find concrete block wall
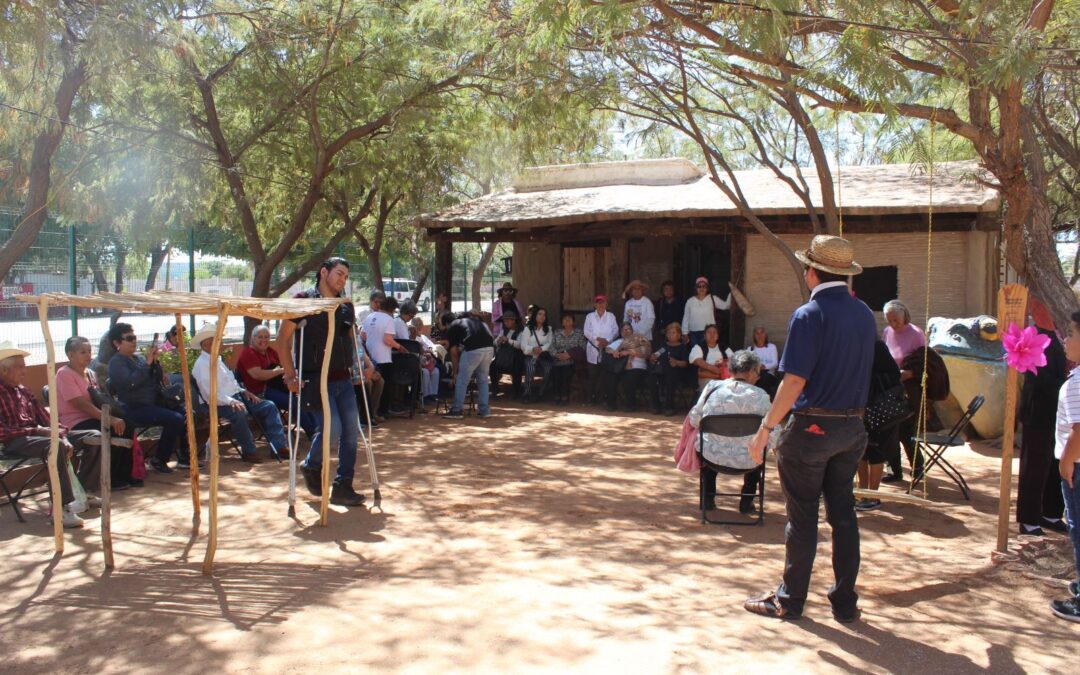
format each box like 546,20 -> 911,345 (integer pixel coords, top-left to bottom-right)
744,231 -> 994,352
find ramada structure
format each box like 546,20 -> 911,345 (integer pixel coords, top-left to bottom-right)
417,158 -> 1002,348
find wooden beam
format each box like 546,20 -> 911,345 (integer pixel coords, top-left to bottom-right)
434,238 -> 453,305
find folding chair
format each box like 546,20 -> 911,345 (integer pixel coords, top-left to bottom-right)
909,394 -> 984,500
393,338 -> 423,418
0,455 -> 49,522
698,412 -> 766,526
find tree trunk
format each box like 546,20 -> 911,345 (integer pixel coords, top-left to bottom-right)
145,242 -> 171,291
412,263 -> 431,307
0,44 -> 86,283
470,243 -> 497,311
113,240 -> 127,293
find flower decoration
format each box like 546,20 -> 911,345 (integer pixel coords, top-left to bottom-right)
1001,322 -> 1051,375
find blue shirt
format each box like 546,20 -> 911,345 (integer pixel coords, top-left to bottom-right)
779,284 -> 876,410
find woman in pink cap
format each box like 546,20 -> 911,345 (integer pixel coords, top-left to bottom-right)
682,276 -> 730,349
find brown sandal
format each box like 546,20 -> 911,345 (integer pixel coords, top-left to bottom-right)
744,593 -> 801,620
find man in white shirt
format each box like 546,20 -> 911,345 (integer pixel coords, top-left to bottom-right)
363,296 -> 409,418
191,323 -> 287,463
583,294 -> 619,404
623,280 -> 655,337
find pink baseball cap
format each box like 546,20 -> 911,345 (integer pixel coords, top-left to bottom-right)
594,294 -> 608,303
695,276 -> 709,286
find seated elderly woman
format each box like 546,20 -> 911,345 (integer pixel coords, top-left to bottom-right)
237,324 -> 317,437
604,322 -> 652,411
57,336 -> 139,490
687,350 -> 778,513
409,316 -> 442,406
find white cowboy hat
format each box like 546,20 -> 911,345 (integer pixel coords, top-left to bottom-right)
794,235 -> 863,276
192,323 -> 220,348
0,341 -> 31,362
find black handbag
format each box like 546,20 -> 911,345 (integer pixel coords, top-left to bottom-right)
601,350 -> 628,374
494,343 -> 519,371
157,383 -> 185,411
864,384 -> 912,433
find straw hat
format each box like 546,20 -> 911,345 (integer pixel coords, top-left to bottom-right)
794,235 -> 863,276
192,323 -> 219,348
623,279 -> 649,296
0,341 -> 30,362
498,281 -> 518,294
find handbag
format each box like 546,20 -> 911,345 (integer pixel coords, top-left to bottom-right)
87,371 -> 126,417
131,436 -> 147,480
157,382 -> 185,411
494,342 -> 519,371
864,384 -> 912,433
601,350 -> 629,374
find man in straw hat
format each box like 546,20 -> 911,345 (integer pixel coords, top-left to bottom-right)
743,235 -> 876,624
491,282 -> 524,337
191,323 -> 288,464
0,341 -> 98,528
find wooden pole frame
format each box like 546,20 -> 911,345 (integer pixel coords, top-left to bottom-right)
319,307 -> 335,526
202,307 -> 230,575
174,313 -> 200,518
100,404 -> 115,569
995,283 -> 1029,553
37,298 -> 64,552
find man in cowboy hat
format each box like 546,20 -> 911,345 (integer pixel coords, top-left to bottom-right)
623,280 -> 655,337
191,323 -> 288,464
491,281 -> 524,337
0,341 -> 98,528
743,235 -> 876,624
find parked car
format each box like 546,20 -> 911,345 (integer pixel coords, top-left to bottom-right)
383,278 -> 431,311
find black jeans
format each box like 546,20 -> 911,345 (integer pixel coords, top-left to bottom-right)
1017,422 -> 1065,524
775,414 -> 867,616
550,364 -> 575,400
71,418 -> 133,487
376,362 -> 395,416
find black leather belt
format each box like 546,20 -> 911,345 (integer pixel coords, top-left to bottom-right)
793,407 -> 865,417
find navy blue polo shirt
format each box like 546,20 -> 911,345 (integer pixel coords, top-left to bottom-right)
779,283 -> 876,410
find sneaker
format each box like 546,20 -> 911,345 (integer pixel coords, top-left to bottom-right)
1040,517 -> 1069,533
739,495 -> 756,514
176,460 -> 191,470
129,479 -> 145,488
443,410 -> 464,420
478,411 -> 492,419
1050,597 -> 1080,623
240,454 -> 263,464
833,606 -> 861,624
301,465 -> 322,497
855,498 -> 881,511
85,495 -> 102,508
149,457 -> 173,474
1019,523 -> 1045,536
62,509 -> 85,529
881,472 -> 903,483
330,483 -> 365,507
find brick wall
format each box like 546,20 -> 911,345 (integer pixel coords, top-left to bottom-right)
744,231 -> 994,351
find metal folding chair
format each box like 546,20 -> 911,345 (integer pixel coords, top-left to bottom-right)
698,412 -> 766,526
0,455 -> 49,522
909,394 -> 985,500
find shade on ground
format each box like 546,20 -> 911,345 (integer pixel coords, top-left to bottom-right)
0,402 -> 1074,673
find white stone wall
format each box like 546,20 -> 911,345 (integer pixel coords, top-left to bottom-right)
743,231 -> 995,351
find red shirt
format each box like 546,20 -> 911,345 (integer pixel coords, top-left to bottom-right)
0,381 -> 52,443
235,346 -> 282,395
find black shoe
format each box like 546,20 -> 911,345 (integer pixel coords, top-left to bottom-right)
129,479 -> 145,488
301,465 -> 322,497
739,495 -> 756,514
1041,517 -> 1069,533
855,498 -> 882,512
330,483 -> 365,507
1069,580 -> 1078,597
149,457 -> 173,474
833,606 -> 860,624
881,472 -> 903,483
443,410 -> 464,420
1050,597 -> 1080,623
1019,523 -> 1045,536
744,593 -> 800,620
241,454 -> 263,464
702,497 -> 716,511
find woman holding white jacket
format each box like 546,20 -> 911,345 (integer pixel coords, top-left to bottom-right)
518,306 -> 554,402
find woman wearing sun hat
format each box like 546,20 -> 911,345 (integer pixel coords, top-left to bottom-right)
623,280 -> 655,337
682,276 -> 731,349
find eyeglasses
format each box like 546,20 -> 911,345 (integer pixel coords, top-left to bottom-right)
121,335 -> 137,342
696,284 -> 708,288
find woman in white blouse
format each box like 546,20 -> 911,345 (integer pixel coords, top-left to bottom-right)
682,276 -> 731,348
689,324 -> 731,388
750,326 -> 779,373
518,306 -> 554,402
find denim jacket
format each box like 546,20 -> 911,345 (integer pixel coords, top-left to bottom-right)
108,353 -> 159,406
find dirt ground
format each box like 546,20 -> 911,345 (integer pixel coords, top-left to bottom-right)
1,402 -> 1076,674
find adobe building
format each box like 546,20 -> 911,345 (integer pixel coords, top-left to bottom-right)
417,158 -> 1000,349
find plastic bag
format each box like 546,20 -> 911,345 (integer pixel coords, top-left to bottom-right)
67,458 -> 90,513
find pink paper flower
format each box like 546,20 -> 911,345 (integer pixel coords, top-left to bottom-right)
1002,322 -> 1051,375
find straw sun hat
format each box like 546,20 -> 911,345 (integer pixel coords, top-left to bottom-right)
0,341 -> 31,362
794,235 -> 863,276
192,323 -> 220,347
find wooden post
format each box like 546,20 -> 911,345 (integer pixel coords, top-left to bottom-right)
995,283 -> 1028,553
37,298 -> 64,552
202,306 -> 230,575
728,231 -> 748,349
100,404 -> 114,569
606,237 -> 629,320
318,307 -> 336,526
435,238 -> 453,306
174,313 -> 200,518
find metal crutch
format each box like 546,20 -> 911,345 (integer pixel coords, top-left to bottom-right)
352,328 -> 382,508
287,319 -> 307,518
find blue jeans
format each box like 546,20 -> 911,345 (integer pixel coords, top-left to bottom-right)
210,394 -> 288,457
1062,466 -> 1080,594
452,347 -> 493,415
263,387 -> 318,438
124,402 -> 189,463
303,377 -> 359,485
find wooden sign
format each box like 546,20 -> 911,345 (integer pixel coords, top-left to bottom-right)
995,283 -> 1029,553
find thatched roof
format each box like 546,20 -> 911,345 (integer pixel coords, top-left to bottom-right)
417,158 -> 999,230
15,290 -> 348,319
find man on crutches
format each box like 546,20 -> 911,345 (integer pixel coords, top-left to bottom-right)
274,257 -> 365,507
